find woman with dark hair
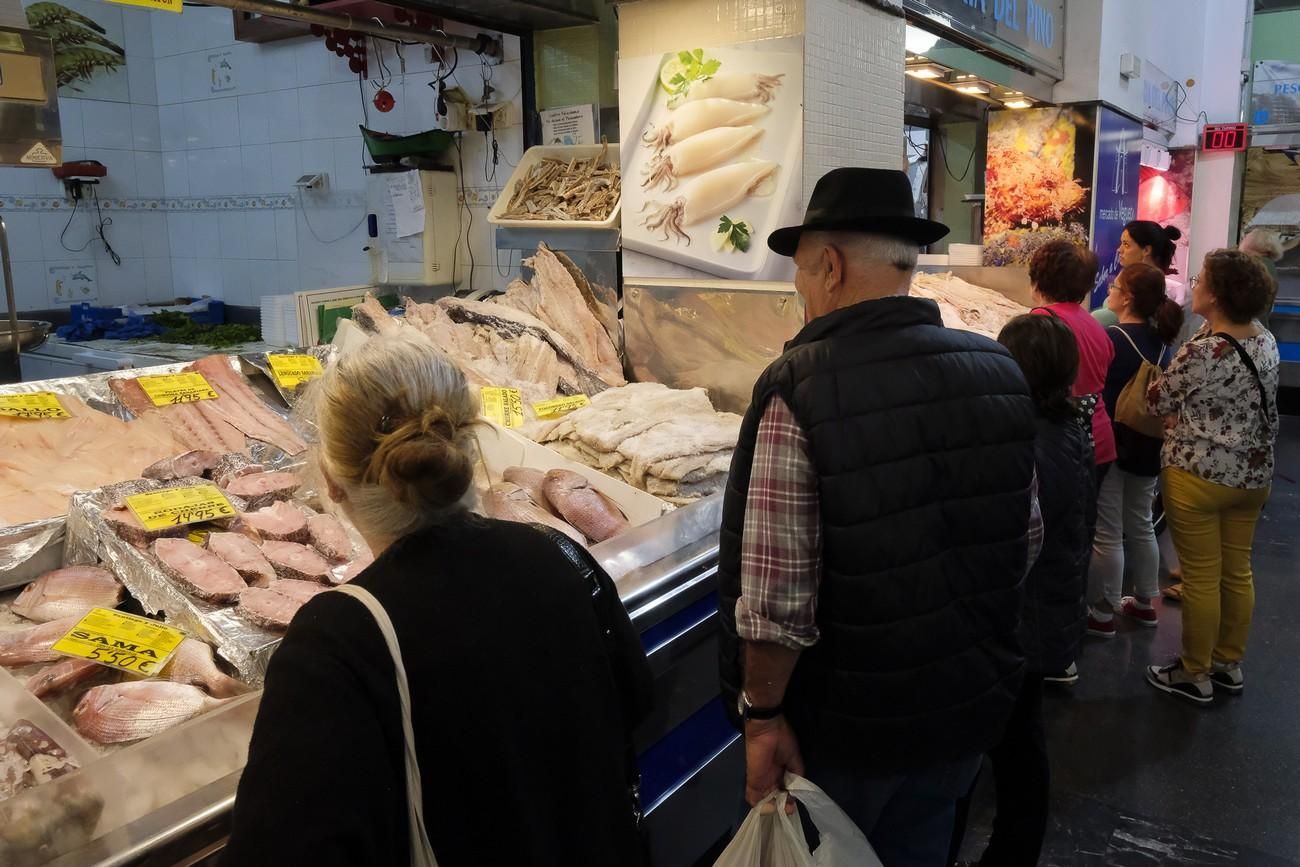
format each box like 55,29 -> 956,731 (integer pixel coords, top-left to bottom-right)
1145,250 -> 1279,705
1094,221 -> 1184,327
951,313 -> 1091,866
1087,263 -> 1185,638
1030,240 -> 1116,479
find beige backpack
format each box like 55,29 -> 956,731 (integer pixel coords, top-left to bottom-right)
1110,326 -> 1167,440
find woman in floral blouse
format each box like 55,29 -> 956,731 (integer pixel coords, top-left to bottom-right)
1145,249 -> 1280,705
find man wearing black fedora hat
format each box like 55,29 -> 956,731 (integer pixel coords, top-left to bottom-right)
717,167 -> 1040,864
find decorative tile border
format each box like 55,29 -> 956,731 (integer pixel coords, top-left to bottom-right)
0,192 -> 368,212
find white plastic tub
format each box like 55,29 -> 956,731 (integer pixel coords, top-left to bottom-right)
487,144 -> 622,230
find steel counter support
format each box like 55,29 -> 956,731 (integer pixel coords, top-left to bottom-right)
1,216 -> 21,378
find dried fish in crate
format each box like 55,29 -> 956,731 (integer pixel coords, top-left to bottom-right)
499,143 -> 621,222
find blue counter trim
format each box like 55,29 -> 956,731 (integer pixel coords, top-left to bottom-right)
639,595 -> 717,655
639,698 -> 740,814
1280,342 -> 1300,362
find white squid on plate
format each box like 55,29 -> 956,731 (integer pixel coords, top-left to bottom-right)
641,125 -> 765,191
641,160 -> 778,245
671,73 -> 785,108
642,98 -> 770,152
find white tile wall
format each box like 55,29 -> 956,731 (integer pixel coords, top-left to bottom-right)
3,0 -> 522,311
803,0 -> 905,198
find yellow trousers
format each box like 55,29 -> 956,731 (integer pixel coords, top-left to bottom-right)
1162,467 -> 1270,674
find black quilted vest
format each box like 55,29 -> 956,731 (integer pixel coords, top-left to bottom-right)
718,296 -> 1037,775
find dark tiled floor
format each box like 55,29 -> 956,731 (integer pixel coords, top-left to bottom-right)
960,418 -> 1300,865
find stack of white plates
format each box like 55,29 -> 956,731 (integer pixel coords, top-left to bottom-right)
260,294 -> 298,347
948,244 -> 984,266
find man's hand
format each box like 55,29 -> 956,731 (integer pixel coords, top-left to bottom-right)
744,715 -> 804,812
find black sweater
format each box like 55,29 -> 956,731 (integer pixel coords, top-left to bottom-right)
223,515 -> 652,867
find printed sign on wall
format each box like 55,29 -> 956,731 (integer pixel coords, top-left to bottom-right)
1089,106 -> 1142,308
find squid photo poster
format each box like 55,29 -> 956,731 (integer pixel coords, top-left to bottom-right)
618,39 -> 804,281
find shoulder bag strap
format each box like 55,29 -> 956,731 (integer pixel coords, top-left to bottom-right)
335,584 -> 439,867
1213,332 -> 1273,429
1107,325 -> 1153,365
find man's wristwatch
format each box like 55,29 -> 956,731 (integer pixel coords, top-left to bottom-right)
737,689 -> 783,721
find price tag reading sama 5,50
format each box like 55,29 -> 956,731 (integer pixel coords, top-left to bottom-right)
532,394 -> 590,420
136,372 -> 218,406
52,608 -> 186,676
267,353 -> 324,389
0,392 -> 71,420
480,387 -> 525,428
125,484 -> 236,530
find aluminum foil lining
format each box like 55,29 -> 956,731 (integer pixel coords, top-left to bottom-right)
64,480 -> 283,686
238,345 -> 337,408
0,357 -> 309,590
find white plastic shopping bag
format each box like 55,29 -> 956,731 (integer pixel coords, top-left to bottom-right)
713,773 -> 882,867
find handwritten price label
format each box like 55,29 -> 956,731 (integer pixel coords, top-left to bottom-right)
0,392 -> 70,420
52,608 -> 186,676
267,353 -> 323,389
531,394 -> 590,420
136,372 -> 218,407
125,484 -> 236,530
480,387 -> 524,428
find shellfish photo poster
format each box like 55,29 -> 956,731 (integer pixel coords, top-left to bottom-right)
619,41 -> 804,281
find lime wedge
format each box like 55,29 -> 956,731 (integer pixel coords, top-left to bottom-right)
659,56 -> 688,93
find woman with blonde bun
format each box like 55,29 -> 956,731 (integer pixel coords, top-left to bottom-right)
226,331 -> 653,866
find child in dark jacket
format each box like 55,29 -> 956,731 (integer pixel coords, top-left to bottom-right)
951,313 -> 1093,867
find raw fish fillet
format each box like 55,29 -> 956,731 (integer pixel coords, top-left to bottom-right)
242,501 -> 310,543
482,482 -> 586,545
237,581 -> 329,630
212,453 -> 265,488
261,540 -> 332,582
153,538 -> 247,603
26,658 -> 107,699
541,469 -> 630,543
0,394 -> 189,526
306,513 -> 352,563
189,356 -> 306,455
108,376 -> 246,455
0,616 -> 81,667
73,681 -> 229,744
12,566 -> 122,623
142,450 -> 222,481
909,272 -> 1030,339
223,471 -> 302,509
206,532 -> 275,586
502,467 -> 555,516
159,638 -> 248,698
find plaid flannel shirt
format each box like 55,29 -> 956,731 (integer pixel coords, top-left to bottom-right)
736,396 -> 1044,651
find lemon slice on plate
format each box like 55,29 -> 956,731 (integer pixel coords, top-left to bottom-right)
659,56 -> 688,94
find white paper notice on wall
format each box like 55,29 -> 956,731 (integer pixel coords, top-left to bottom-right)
387,172 -> 425,238
48,263 -> 98,305
540,105 -> 597,145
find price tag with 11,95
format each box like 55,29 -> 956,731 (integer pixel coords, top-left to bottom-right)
267,353 -> 324,389
136,372 -> 218,406
0,391 -> 70,419
125,484 -> 236,530
480,387 -> 525,428
51,608 -> 186,676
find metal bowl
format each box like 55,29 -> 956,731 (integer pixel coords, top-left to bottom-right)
0,320 -> 52,353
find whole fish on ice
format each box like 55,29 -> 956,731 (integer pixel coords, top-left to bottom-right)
25,657 -> 108,699
483,482 -> 586,545
11,566 -> 122,623
0,616 -> 83,667
159,638 -> 248,698
542,469 -> 630,543
73,681 -> 231,744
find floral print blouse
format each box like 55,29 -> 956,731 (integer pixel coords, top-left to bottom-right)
1147,325 -> 1280,490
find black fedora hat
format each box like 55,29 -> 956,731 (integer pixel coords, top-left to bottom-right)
767,167 -> 949,256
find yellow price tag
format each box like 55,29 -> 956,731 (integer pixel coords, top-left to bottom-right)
106,0 -> 182,13
480,387 -> 524,428
267,353 -> 324,389
126,484 -> 236,531
52,608 -> 186,676
136,372 -> 218,407
531,394 -> 591,420
0,391 -> 70,420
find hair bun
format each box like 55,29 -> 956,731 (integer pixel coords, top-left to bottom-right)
1163,225 -> 1182,242
366,406 -> 473,513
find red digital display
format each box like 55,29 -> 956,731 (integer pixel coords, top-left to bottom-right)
1201,123 -> 1249,152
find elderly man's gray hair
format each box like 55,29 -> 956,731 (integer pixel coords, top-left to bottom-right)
807,231 -> 920,271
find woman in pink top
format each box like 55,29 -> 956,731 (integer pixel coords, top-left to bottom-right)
1028,241 -> 1117,469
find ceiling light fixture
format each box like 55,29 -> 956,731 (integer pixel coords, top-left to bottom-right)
955,81 -> 991,95
905,62 -> 949,80
1002,98 -> 1033,109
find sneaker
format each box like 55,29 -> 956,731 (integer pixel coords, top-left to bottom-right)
1042,662 -> 1079,685
1146,660 -> 1213,705
1210,662 -> 1245,695
1120,597 -> 1159,627
1087,610 -> 1116,638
